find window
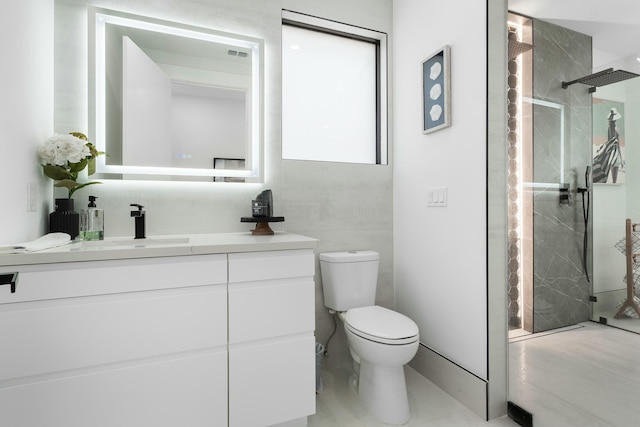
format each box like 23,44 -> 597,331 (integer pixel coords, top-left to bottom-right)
281,11 -> 388,165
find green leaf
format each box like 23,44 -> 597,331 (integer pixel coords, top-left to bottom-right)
42,164 -> 72,180
69,158 -> 88,173
68,181 -> 102,198
87,157 -> 96,176
54,179 -> 80,191
70,131 -> 88,141
86,142 -> 98,158
54,179 -> 79,198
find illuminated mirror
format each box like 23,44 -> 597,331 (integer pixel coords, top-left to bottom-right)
89,7 -> 263,181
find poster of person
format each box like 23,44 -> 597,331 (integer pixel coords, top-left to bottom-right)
593,98 -> 625,184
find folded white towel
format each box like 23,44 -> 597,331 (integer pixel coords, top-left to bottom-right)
0,233 -> 71,254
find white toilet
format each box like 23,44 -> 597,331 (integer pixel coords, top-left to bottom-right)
319,250 -> 419,425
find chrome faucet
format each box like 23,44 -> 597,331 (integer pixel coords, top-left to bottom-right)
130,204 -> 146,239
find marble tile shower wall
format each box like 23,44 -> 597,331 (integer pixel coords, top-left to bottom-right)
531,19 -> 593,332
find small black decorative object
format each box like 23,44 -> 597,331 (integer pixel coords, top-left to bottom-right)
242,189 -> 284,235
49,198 -> 80,239
252,189 -> 273,217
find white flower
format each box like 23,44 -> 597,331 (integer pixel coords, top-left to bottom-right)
430,62 -> 442,80
38,133 -> 90,166
38,131 -> 104,198
429,104 -> 443,121
430,83 -> 442,100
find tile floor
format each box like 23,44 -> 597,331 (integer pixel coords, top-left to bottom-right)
310,321 -> 640,426
309,363 -> 517,426
509,321 -> 640,427
594,307 -> 640,334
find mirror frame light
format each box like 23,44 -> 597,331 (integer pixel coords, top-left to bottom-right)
89,7 -> 263,180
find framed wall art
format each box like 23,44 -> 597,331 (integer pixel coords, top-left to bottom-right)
422,45 -> 451,134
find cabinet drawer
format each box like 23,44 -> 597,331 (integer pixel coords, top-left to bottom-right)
0,285 -> 226,382
0,254 -> 227,303
228,250 -> 314,283
229,336 -> 315,427
0,351 -> 228,427
229,278 -> 314,344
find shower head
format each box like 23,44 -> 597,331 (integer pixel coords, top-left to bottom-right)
562,68 -> 640,92
508,38 -> 533,60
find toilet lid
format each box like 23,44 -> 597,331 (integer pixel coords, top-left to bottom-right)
319,251 -> 379,263
345,306 -> 419,344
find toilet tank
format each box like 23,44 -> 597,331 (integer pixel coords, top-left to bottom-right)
319,251 -> 379,311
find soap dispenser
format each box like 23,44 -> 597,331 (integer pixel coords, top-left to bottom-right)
80,195 -> 104,241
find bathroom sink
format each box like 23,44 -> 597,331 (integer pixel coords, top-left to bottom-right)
80,237 -> 190,247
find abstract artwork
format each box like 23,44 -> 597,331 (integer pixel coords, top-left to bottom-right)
593,98 -> 625,184
422,45 -> 451,134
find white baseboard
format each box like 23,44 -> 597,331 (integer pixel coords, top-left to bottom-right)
409,343 -> 487,420
270,416 -> 307,427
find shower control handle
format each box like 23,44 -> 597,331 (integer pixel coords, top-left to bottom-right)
585,165 -> 591,189
559,183 -> 571,205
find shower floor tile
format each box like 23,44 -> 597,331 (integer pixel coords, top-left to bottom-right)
509,321 -> 640,426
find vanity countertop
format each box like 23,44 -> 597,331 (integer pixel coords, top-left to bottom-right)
0,232 -> 317,267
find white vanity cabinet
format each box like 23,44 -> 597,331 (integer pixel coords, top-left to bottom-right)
0,255 -> 229,427
228,249 -> 316,427
0,238 -> 317,427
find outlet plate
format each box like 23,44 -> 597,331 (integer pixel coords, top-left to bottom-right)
27,183 -> 37,212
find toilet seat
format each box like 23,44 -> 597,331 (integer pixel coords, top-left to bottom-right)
345,306 -> 419,345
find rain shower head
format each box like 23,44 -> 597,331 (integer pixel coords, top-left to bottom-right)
562,68 -> 640,92
508,38 -> 533,60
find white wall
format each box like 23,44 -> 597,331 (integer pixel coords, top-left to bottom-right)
393,2 -> 508,418
393,0 -> 489,379
0,0 -> 54,244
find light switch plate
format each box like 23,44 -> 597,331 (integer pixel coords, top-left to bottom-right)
27,183 -> 37,212
427,187 -> 447,207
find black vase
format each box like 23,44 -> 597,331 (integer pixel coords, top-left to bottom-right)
49,198 -> 80,239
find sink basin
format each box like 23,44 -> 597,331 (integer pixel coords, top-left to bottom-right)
80,237 -> 190,247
